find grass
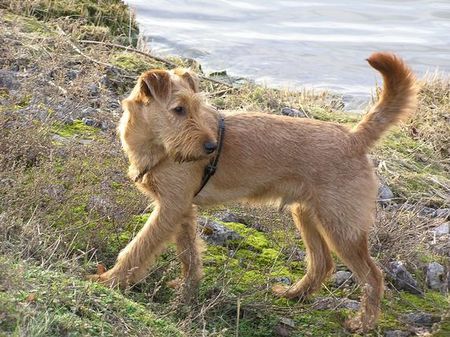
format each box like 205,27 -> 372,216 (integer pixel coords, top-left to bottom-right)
0,1 -> 449,336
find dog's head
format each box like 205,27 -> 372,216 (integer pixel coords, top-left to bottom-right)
120,68 -> 218,163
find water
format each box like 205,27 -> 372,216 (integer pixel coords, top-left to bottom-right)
126,0 -> 450,107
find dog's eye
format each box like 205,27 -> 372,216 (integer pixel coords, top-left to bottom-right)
172,106 -> 186,116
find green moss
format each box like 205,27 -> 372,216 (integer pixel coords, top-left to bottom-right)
3,13 -> 52,35
0,256 -> 183,337
110,52 -> 157,73
52,119 -> 99,139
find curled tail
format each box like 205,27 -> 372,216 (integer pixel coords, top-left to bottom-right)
351,52 -> 419,152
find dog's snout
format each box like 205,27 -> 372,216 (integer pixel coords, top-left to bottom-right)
203,142 -> 217,154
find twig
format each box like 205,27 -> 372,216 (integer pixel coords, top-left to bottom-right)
79,39 -> 234,88
80,39 -> 177,67
56,26 -> 135,79
236,297 -> 241,337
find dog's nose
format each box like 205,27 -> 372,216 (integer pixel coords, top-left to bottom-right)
204,142 -> 217,154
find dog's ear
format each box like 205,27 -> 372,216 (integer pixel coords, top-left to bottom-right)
174,68 -> 199,92
139,70 -> 172,105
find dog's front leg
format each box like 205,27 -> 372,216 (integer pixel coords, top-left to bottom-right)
89,204 -> 183,288
170,216 -> 204,304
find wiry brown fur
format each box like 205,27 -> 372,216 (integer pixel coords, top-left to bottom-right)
88,52 -> 419,333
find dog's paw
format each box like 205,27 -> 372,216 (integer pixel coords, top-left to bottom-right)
272,284 -> 290,297
166,278 -> 182,289
86,264 -> 122,288
344,314 -> 373,334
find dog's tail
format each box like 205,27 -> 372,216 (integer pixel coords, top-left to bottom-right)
350,52 -> 419,153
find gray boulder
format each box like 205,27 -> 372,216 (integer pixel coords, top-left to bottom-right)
332,271 -> 353,287
401,312 -> 441,327
378,182 -> 394,202
198,217 -> 241,246
426,262 -> 446,291
281,107 -> 308,118
432,222 -> 449,236
387,261 -> 422,295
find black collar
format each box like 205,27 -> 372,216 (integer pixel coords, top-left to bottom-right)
195,115 -> 225,196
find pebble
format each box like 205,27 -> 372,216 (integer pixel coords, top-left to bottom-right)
387,261 -> 422,295
281,107 -> 308,118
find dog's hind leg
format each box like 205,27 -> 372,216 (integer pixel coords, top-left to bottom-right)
272,204 -> 334,299
319,215 -> 383,333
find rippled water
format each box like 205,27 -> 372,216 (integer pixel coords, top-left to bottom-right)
126,0 -> 450,106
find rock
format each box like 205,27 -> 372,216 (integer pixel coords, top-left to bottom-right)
66,69 -> 78,81
387,261 -> 422,295
279,317 -> 295,328
198,217 -> 241,246
282,247 -> 306,261
332,271 -> 353,287
273,317 -> 295,337
216,211 -> 248,224
101,120 -> 114,131
419,206 -> 437,217
426,262 -> 446,291
100,74 -> 112,88
273,277 -> 291,285
384,330 -> 411,337
435,208 -> 450,220
432,222 -> 450,236
82,117 -> 98,127
378,182 -> 394,202
0,70 -> 19,90
81,107 -> 97,118
401,312 -> 441,327
281,107 -> 307,118
87,83 -> 100,96
52,134 -> 68,143
312,297 -> 360,311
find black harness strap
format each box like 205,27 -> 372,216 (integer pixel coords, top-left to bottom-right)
195,116 -> 225,196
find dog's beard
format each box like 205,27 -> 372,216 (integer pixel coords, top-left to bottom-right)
172,152 -> 208,163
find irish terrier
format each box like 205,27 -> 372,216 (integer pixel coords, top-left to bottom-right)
89,52 -> 418,332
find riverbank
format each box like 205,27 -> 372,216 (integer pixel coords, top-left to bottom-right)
0,1 -> 449,336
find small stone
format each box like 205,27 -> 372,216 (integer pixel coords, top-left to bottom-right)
282,247 -> 306,261
281,107 -> 307,118
274,317 -> 295,337
332,271 -> 353,287
279,317 -> 295,328
87,83 -> 100,96
66,69 -> 78,80
387,261 -> 422,295
52,134 -> 68,143
419,206 -> 437,217
313,297 -> 360,311
217,211 -> 248,224
432,222 -> 450,236
0,70 -> 19,90
82,117 -> 96,127
435,208 -> 450,220
273,277 -> 291,285
384,330 -> 411,337
378,182 -> 394,202
198,217 -> 241,246
426,262 -> 446,291
401,312 -> 441,327
81,107 -> 97,118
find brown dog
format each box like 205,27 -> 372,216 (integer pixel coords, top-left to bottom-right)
90,53 -> 418,332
